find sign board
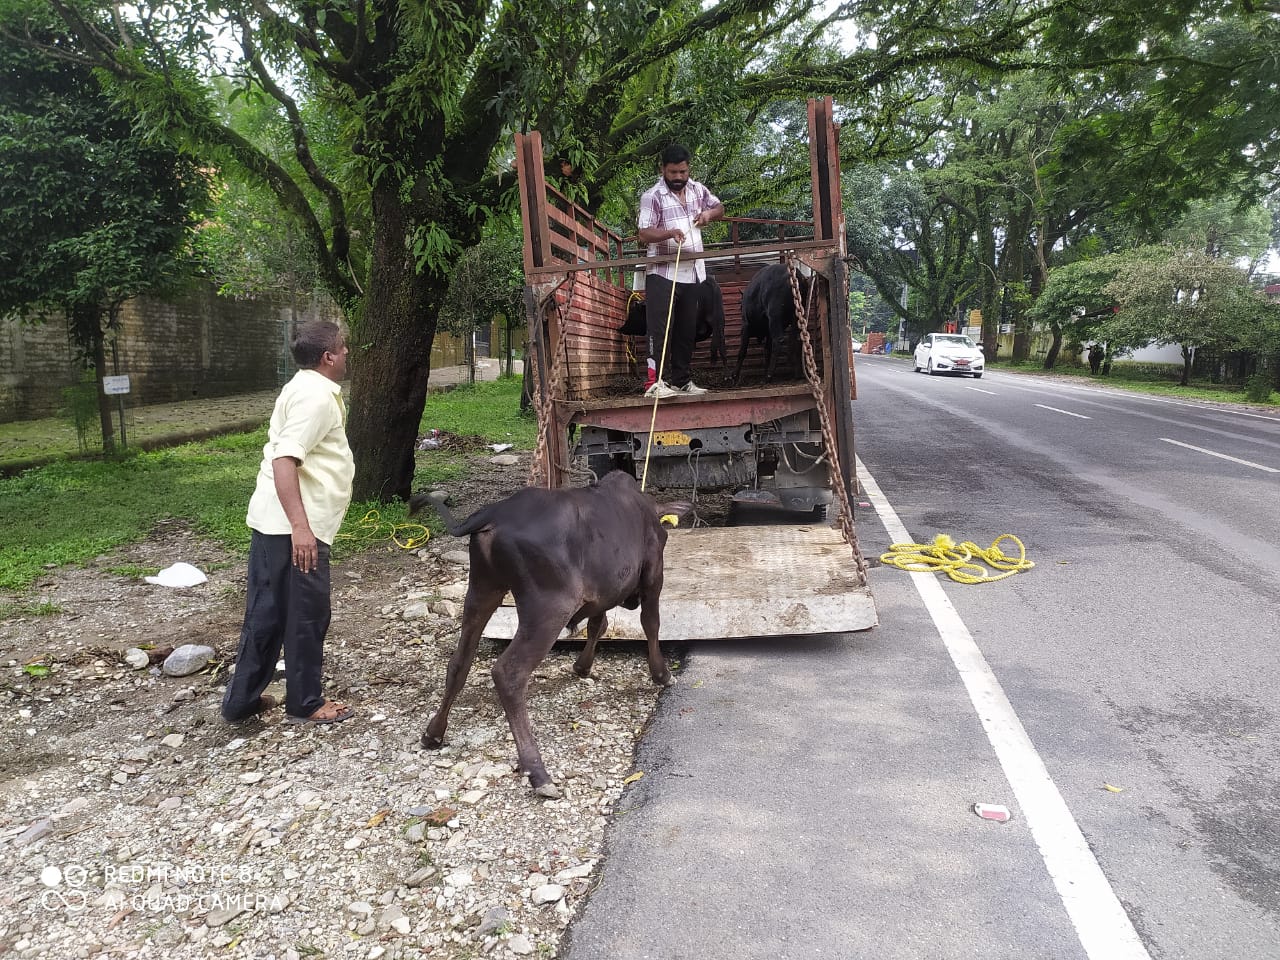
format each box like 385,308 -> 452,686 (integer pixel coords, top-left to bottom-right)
102,375 -> 131,396
968,309 -> 983,324
963,326 -> 981,339
999,323 -> 1015,334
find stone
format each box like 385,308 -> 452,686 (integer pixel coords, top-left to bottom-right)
553,862 -> 595,883
405,866 -> 436,889
441,550 -> 469,565
532,884 -> 564,905
162,644 -> 215,677
14,819 -> 53,848
123,648 -> 149,670
490,454 -> 520,466
402,602 -> 433,621
477,906 -> 511,937
431,599 -> 460,618
205,906 -> 246,927
507,933 -> 534,955
346,901 -> 374,917
438,581 -> 468,600
160,733 -> 185,748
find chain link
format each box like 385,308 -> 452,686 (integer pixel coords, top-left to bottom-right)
527,273 -> 577,489
786,256 -> 869,586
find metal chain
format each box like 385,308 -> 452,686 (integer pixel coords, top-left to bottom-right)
786,256 -> 869,586
527,273 -> 577,489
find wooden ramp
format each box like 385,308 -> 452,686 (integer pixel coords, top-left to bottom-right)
483,524 -> 878,641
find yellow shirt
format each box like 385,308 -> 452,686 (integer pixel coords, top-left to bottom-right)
246,369 -> 354,545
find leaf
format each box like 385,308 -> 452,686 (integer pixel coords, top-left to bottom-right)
22,663 -> 50,678
622,771 -> 644,785
365,808 -> 391,827
1103,783 -> 1125,793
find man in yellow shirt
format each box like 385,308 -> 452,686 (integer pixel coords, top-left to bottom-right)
222,320 -> 356,725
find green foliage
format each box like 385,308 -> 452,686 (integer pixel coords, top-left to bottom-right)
0,16 -> 208,339
58,373 -> 100,454
1245,372 -> 1274,404
1101,247 -> 1274,356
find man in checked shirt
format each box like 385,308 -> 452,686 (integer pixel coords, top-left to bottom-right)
637,144 -> 725,398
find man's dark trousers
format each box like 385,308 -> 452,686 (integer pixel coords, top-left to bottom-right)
646,274 -> 699,388
221,530 -> 330,721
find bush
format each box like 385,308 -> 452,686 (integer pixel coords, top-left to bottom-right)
1244,372 -> 1274,403
58,373 -> 100,453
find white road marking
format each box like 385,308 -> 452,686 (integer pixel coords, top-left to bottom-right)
1159,438 -> 1280,473
1035,404 -> 1091,420
856,457 -> 1152,960
965,386 -> 997,395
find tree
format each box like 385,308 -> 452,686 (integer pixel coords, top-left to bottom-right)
438,227 -> 525,382
0,12 -> 207,451
1102,247 -> 1274,385
12,0 -> 1090,501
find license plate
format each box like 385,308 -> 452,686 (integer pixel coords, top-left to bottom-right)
651,430 -> 691,446
955,359 -> 970,365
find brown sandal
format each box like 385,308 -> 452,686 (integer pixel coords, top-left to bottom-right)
286,699 -> 354,725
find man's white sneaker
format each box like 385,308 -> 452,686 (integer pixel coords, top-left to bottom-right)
644,380 -> 678,399
674,381 -> 708,395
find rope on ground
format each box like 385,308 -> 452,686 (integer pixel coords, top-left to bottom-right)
879,533 -> 1034,584
336,509 -> 431,551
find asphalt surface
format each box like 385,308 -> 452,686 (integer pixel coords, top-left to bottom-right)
565,357 -> 1280,960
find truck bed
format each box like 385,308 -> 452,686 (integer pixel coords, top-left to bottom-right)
483,523 -> 877,641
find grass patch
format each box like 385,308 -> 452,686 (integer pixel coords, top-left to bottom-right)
103,564 -> 162,579
0,599 -> 64,619
0,377 -> 533,590
991,360 -> 1280,406
421,378 -> 537,448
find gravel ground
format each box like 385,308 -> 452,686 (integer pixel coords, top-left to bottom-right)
0,452 -> 676,960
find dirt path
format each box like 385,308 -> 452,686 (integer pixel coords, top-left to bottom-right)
0,449 -> 668,960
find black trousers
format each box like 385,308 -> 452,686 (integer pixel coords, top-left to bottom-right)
221,530 -> 331,721
646,274 -> 700,388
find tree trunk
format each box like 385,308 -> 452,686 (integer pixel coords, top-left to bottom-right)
80,309 -> 117,455
1043,322 -> 1062,369
346,184 -> 443,503
1181,346 -> 1193,387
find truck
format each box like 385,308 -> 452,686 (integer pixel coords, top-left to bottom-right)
488,97 -> 875,641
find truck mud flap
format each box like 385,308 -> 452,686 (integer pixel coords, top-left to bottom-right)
482,524 -> 877,641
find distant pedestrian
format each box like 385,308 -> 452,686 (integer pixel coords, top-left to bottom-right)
222,319 -> 355,725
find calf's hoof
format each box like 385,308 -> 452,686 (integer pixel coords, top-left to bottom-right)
653,669 -> 675,687
420,730 -> 444,749
572,662 -> 593,679
533,781 -> 562,800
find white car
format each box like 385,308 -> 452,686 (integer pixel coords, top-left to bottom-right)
914,333 -> 984,378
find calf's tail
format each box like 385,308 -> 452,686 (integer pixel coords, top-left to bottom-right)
407,491 -> 484,537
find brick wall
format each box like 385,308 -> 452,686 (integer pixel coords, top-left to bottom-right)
0,285 -> 341,423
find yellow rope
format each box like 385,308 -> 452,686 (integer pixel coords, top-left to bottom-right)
640,240 -> 682,493
336,509 -> 431,551
880,533 -> 1034,584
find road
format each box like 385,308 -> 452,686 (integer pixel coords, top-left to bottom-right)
564,357 -> 1280,960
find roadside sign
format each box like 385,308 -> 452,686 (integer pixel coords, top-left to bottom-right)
102,375 -> 131,395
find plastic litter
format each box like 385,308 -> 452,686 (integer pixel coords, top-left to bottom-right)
973,803 -> 1011,822
145,562 -> 208,588
416,429 -> 442,451
488,443 -> 513,453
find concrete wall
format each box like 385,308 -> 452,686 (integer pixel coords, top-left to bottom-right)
0,286 -> 341,422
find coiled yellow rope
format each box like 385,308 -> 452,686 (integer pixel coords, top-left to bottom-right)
336,509 -> 431,550
880,533 -> 1034,584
